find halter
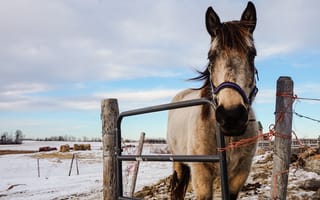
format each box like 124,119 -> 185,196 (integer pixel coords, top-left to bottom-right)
209,69 -> 259,106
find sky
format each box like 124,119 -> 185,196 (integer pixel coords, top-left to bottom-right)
0,0 -> 320,140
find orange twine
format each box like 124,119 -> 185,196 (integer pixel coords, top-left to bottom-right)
216,93 -> 312,199
217,93 -> 297,151
276,92 -> 297,100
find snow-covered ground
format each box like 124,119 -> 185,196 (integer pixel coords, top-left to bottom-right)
0,141 -> 319,199
0,141 -> 171,200
0,141 -> 102,200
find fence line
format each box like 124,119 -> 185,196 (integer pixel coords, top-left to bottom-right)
102,98 -> 230,199
295,96 -> 320,102
294,111 -> 320,123
102,76 -> 320,200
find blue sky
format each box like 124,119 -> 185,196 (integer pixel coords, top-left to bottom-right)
0,0 -> 320,140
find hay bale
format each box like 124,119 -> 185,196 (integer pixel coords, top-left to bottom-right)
83,144 -> 91,150
73,144 -> 91,151
39,146 -> 50,152
79,144 -> 85,150
73,144 -> 80,151
39,146 -> 57,152
60,144 -> 70,152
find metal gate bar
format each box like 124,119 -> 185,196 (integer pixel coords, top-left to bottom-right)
118,154 -> 220,162
116,98 -> 229,199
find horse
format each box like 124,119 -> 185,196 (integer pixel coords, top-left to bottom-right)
166,2 -> 259,200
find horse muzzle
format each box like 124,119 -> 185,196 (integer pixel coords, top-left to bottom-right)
215,104 -> 249,136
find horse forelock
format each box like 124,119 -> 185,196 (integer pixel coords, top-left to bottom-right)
210,21 -> 255,54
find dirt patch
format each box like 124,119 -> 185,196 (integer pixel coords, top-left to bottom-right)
134,150 -> 320,200
31,152 -> 74,159
134,176 -> 196,200
0,150 -> 37,155
30,152 -> 100,162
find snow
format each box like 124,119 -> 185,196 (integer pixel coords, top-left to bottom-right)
0,141 -> 172,200
0,141 -> 319,199
0,141 -> 103,200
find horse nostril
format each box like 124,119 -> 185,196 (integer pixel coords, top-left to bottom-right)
215,105 -> 248,126
216,106 -> 226,125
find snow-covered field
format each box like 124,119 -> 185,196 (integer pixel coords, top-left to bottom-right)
0,141 -> 171,200
0,141 -> 319,199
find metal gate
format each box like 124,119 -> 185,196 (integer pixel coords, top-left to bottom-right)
115,98 -> 230,200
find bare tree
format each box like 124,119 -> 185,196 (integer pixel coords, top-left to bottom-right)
15,129 -> 23,144
1,132 -> 8,144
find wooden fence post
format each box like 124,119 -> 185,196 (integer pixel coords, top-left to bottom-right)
69,153 -> 75,176
102,99 -> 119,200
37,158 -> 40,177
271,76 -> 294,200
129,132 -> 145,197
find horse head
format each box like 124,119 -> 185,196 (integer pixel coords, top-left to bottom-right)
206,2 -> 258,136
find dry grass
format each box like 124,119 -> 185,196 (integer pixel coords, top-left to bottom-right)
30,151 -> 100,161
0,150 -> 37,155
31,152 -> 74,159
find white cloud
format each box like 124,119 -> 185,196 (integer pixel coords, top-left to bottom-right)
0,83 -> 51,96
256,43 -> 298,60
51,88 -> 182,111
95,89 -> 181,111
0,85 -> 182,112
254,0 -> 320,58
254,88 -> 275,104
1,0 -> 320,115
96,89 -> 178,102
0,83 -> 53,111
1,0 -> 319,87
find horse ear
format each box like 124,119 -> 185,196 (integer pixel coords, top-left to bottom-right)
240,1 -> 257,33
206,7 -> 221,38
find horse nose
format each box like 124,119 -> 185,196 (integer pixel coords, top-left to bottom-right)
216,105 -> 248,128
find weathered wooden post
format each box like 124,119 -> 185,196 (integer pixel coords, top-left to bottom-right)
69,153 -> 75,176
37,158 -> 40,177
102,99 -> 119,200
129,132 -> 145,197
271,76 -> 294,200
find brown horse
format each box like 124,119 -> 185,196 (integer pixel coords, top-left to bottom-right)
167,2 -> 258,200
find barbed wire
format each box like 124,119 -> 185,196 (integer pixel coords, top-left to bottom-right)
294,111 -> 320,123
214,92 -> 319,199
295,96 -> 320,102
292,94 -> 320,124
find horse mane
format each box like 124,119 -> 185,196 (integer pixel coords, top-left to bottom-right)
189,67 -> 210,90
190,21 -> 255,90
216,21 -> 254,53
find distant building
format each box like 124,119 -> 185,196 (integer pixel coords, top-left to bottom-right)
256,122 -> 320,152
291,138 -> 319,149
257,136 -> 320,153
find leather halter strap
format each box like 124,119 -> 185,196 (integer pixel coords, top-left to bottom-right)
210,81 -> 258,105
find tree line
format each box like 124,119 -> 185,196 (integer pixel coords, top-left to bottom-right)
0,130 -> 24,144
34,135 -> 102,142
124,138 -> 166,144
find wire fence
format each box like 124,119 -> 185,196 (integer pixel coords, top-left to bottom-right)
103,88 -> 320,199
218,93 -> 320,153
215,91 -> 320,199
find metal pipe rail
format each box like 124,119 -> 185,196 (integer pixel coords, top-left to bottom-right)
118,155 -> 221,162
115,98 -> 229,199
